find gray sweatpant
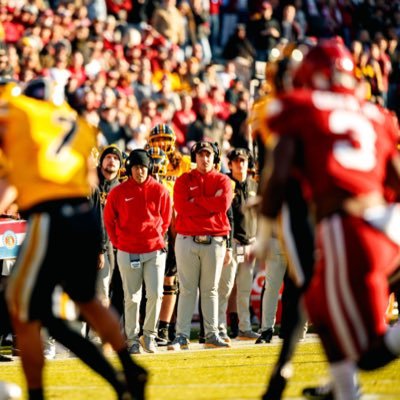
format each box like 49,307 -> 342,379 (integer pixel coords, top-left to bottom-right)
175,234 -> 226,339
117,249 -> 166,346
261,238 -> 286,330
218,242 -> 257,334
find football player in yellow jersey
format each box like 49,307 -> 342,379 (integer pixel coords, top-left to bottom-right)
0,78 -> 147,400
147,124 -> 192,344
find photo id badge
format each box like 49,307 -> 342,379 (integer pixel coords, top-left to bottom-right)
236,245 -> 245,263
129,254 -> 141,269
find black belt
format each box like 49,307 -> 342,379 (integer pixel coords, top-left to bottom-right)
192,235 -> 227,245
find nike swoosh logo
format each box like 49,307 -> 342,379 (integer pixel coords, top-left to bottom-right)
125,197 -> 135,202
189,186 -> 198,191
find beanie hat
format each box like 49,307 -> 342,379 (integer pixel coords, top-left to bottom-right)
99,145 -> 122,166
127,149 -> 151,169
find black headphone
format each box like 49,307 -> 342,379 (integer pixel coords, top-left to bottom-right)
125,149 -> 154,177
227,148 -> 254,169
190,141 -> 221,164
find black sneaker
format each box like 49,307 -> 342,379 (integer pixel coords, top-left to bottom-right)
255,328 -> 273,344
155,327 -> 169,346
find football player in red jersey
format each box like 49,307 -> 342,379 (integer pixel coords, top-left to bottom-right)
255,39 -> 400,399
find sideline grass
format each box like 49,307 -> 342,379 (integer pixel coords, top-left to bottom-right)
1,340 -> 400,399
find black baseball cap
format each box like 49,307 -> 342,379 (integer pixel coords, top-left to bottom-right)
195,141 -> 214,154
227,148 -> 249,161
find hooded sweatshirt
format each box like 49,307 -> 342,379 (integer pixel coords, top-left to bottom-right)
104,175 -> 172,254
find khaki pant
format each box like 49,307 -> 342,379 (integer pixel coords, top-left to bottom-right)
175,234 -> 226,338
117,249 -> 166,345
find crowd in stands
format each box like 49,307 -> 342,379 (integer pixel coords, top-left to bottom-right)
0,0 -> 399,164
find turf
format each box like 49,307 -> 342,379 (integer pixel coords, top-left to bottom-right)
1,339 -> 400,399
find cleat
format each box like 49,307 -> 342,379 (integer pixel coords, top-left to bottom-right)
256,328 -> 273,344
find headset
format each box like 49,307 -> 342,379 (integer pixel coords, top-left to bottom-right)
227,148 -> 254,166
190,141 -> 220,164
125,149 -> 154,176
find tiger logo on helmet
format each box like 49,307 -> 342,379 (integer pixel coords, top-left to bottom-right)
148,124 -> 176,155
147,146 -> 169,177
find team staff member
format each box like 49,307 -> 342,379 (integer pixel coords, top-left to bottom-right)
218,148 -> 260,342
104,149 -> 172,354
168,141 -> 233,350
1,78 -> 147,400
96,145 -> 124,305
96,145 -> 126,318
148,124 -> 192,344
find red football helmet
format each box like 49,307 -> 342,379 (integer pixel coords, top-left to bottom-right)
292,39 -> 356,94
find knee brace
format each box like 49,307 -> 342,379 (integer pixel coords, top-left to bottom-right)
163,283 -> 178,296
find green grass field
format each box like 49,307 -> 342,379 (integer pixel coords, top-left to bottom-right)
1,338 -> 400,399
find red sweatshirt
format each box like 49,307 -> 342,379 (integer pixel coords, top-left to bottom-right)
104,176 -> 172,254
174,169 -> 233,236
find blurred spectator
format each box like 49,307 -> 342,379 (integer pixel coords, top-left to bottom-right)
177,1 -> 198,58
222,23 -> 256,63
106,0 -> 132,21
191,80 -> 210,115
0,42 -> 12,78
217,60 -> 237,90
133,67 -> 156,107
172,92 -> 197,148
98,105 -> 127,149
248,1 -> 281,62
190,0 -> 212,64
208,85 -> 232,121
222,24 -> 256,86
365,41 -> 385,105
226,92 -> 251,149
209,0 -> 222,58
152,58 -> 181,92
375,35 -> 392,106
225,78 -> 246,106
200,63 -> 223,90
140,98 -> 159,129
151,0 -> 185,46
87,0 -> 107,22
186,101 -> 225,149
126,122 -> 149,152
280,4 -> 303,42
68,50 -> 87,87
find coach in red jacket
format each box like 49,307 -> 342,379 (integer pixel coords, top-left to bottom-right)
104,149 -> 172,354
168,141 -> 233,351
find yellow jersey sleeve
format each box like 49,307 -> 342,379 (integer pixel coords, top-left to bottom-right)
0,94 -> 96,211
